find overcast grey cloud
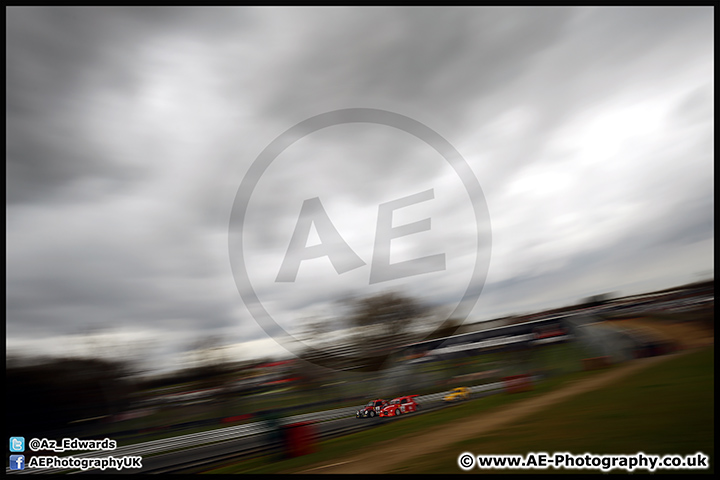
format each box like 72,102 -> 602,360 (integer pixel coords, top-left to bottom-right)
6,7 -> 713,373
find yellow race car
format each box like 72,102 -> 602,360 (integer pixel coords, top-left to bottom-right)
443,386 -> 471,402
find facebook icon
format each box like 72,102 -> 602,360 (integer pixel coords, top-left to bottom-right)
10,455 -> 25,470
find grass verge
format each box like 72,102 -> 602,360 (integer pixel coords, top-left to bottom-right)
391,346 -> 714,474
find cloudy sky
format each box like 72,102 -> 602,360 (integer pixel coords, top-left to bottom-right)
6,7 -> 713,373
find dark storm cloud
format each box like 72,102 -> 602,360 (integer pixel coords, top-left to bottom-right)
7,8 -> 144,204
256,7 -> 575,132
6,229 -> 238,338
238,6 -> 713,210
6,7 -> 714,370
6,7 -> 254,205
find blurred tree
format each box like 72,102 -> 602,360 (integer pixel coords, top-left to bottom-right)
346,291 -> 432,371
425,317 -> 464,340
348,291 -> 427,337
184,335 -> 235,390
6,356 -> 137,438
295,292 -> 434,373
579,293 -> 613,307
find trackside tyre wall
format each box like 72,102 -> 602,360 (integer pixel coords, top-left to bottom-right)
282,421 -> 317,458
502,374 -> 533,393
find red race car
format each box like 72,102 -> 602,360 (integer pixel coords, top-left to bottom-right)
378,395 -> 421,417
356,399 -> 388,418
